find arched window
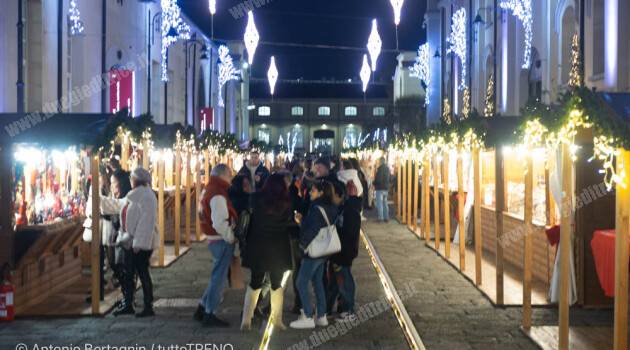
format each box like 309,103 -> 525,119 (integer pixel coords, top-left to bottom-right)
258,106 -> 271,116
291,106 -> 304,116
318,106 -> 331,116
344,106 -> 358,116
373,106 -> 386,116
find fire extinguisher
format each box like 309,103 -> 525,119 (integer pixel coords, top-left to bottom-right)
0,263 -> 15,322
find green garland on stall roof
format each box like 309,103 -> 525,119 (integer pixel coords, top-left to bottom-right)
248,139 -> 272,154
199,130 -> 240,155
93,109 -> 155,154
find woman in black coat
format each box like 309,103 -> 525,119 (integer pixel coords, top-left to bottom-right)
240,174 -> 295,331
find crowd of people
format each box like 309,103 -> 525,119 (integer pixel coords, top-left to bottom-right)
83,148 -> 392,330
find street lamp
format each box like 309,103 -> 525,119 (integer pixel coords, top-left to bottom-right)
185,35 -> 209,128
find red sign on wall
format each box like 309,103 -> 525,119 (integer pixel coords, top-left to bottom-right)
109,69 -> 134,115
200,108 -> 213,131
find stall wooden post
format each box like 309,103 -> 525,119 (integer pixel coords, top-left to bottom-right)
473,147 -> 482,286
407,157 -> 413,228
558,143 -> 573,350
413,159 -> 420,233
614,148 -> 629,350
90,155 -> 101,314
402,159 -> 408,225
195,154 -> 202,241
142,139 -> 150,170
397,161 -> 402,221
185,152 -> 192,247
158,159 -> 165,267
433,155 -> 441,249
174,151 -> 181,256
495,149 -> 505,305
121,138 -> 129,171
443,152 -> 451,258
424,156 -> 431,241
457,149 -> 465,271
420,160 -> 426,238
522,154 -> 534,329
204,150 -> 210,185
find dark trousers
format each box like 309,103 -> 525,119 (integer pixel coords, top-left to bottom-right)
290,238 -> 303,309
120,248 -> 136,307
133,249 -> 154,309
250,268 -> 284,290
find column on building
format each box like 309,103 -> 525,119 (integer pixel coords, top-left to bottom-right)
426,0 -> 442,126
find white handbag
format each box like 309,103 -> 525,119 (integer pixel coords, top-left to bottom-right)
306,206 -> 342,258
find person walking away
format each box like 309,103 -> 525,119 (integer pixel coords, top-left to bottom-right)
240,174 -> 296,330
336,160 -> 364,199
238,149 -> 270,192
290,181 -> 338,329
349,158 -> 369,211
195,164 -> 237,327
373,157 -> 391,222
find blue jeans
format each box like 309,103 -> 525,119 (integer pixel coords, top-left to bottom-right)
326,264 -> 356,314
375,190 -> 389,221
200,240 -> 234,314
296,257 -> 327,318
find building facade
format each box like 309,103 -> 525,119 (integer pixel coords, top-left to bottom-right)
249,99 -> 392,154
424,0 -> 630,124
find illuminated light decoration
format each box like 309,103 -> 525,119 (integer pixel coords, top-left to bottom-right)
267,56 -> 278,96
442,98 -> 452,125
462,87 -> 471,119
390,0 -> 404,26
68,0 -> 84,36
590,135 -> 623,190
160,0 -> 191,82
568,33 -> 583,88
499,0 -> 533,69
484,74 -> 495,117
244,11 -> 260,65
360,54 -> 371,92
217,45 -> 241,107
410,43 -> 431,106
522,119 -> 548,149
209,0 -> 217,15
446,8 -> 467,90
367,19 -> 382,72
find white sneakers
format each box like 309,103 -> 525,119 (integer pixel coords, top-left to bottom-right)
289,310 -> 328,329
335,312 -> 357,323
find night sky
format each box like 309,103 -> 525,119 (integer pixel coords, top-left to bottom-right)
180,0 -> 427,98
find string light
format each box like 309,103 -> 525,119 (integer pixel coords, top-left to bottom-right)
499,0 -> 533,69
161,0 -> 191,82
447,8 -> 467,90
390,0 -> 404,26
267,56 -> 278,96
244,11 -> 260,65
367,19 -> 382,72
442,98 -> 452,125
591,135 -> 623,190
568,33 -> 583,88
360,54 -> 372,92
217,45 -> 241,107
68,0 -> 84,36
462,87 -> 471,119
484,74 -> 495,117
410,43 -> 430,106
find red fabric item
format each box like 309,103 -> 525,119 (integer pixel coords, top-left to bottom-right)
591,229 -> 630,297
121,205 -> 129,232
346,180 -> 358,197
199,176 -> 238,237
546,225 -> 561,246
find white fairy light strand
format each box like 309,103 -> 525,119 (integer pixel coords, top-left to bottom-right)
499,0 -> 533,69
217,45 -> 241,107
69,0 -> 84,36
360,54 -> 372,92
390,0 -> 405,26
367,19 -> 382,72
410,43 -> 431,106
244,11 -> 260,65
446,8 -> 467,91
267,56 -> 278,96
160,0 -> 191,82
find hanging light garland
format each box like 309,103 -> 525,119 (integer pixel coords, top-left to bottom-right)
367,19 -> 382,72
244,11 -> 260,65
217,45 -> 241,107
68,0 -> 85,36
410,43 -> 431,106
462,87 -> 471,119
390,0 -> 404,26
568,33 -> 583,88
209,0 -> 217,15
447,8 -> 467,91
360,54 -> 372,92
267,56 -> 278,96
484,74 -> 495,117
499,0 -> 533,69
442,98 -> 452,125
160,0 -> 191,82
591,135 -> 624,190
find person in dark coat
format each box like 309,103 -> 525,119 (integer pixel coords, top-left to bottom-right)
373,157 -> 391,222
349,158 -> 369,210
240,174 -> 295,331
228,175 -> 253,215
237,150 -> 270,192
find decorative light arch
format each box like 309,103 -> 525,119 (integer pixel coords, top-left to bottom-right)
217,45 -> 240,107
410,43 -> 431,106
499,0 -> 533,69
447,8 -> 467,91
160,0 -> 191,82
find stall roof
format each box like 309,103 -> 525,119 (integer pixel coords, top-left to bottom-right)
1,113 -> 111,147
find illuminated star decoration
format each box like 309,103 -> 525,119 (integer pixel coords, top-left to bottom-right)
499,0 -> 532,69
217,45 -> 241,107
410,43 -> 431,106
360,54 -> 372,92
161,0 -> 191,82
68,0 -> 84,36
367,19 -> 382,72
244,11 -> 260,65
390,0 -> 405,25
209,0 -> 216,15
447,8 -> 467,90
267,56 -> 278,95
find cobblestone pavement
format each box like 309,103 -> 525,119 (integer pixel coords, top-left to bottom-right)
0,238 -> 407,350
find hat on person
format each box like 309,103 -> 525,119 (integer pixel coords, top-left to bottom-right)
131,167 -> 151,184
